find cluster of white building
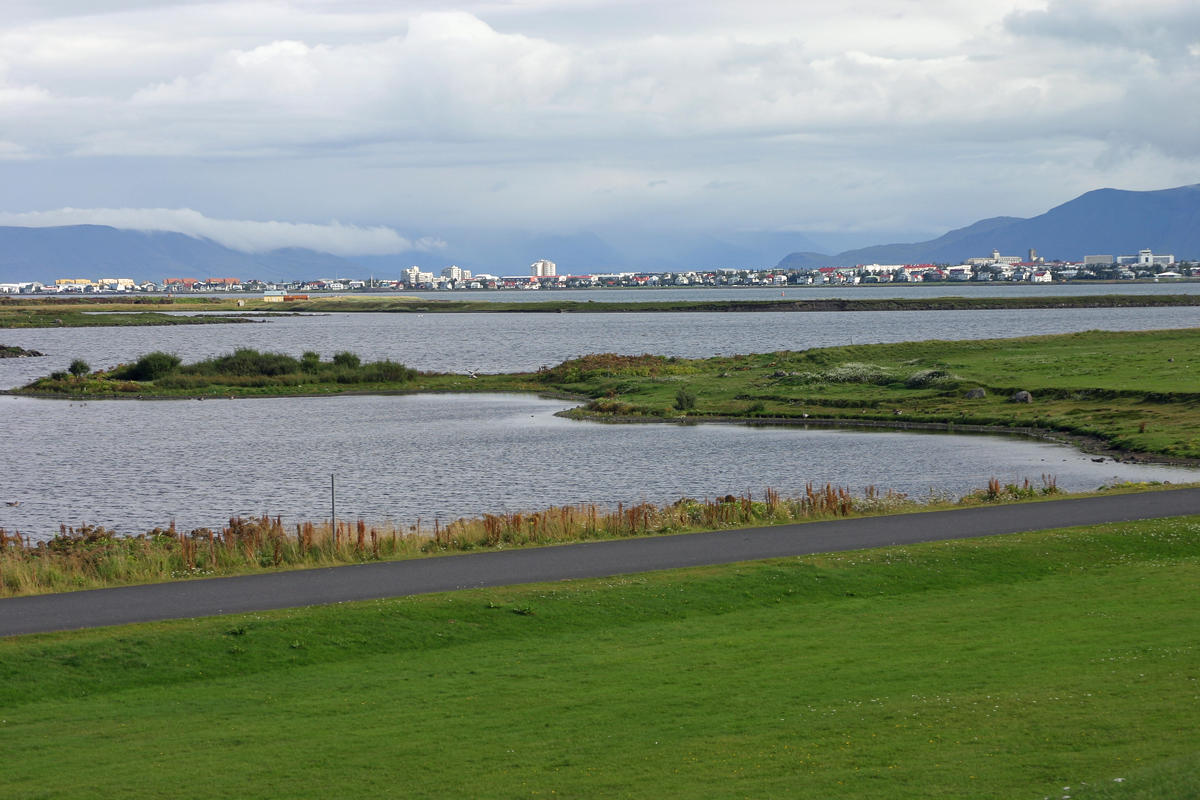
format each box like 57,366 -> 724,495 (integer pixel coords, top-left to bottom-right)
1084,249 -> 1176,267
5,247 -> 1192,297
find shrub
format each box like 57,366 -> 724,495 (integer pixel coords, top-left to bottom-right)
360,360 -> 414,383
113,351 -> 181,381
332,351 -> 361,369
905,368 -> 959,389
824,362 -> 893,384
300,351 -> 322,372
539,353 -> 689,383
186,349 -> 301,377
68,358 -> 90,377
155,374 -> 208,390
674,388 -> 697,411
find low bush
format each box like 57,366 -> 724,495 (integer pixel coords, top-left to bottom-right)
332,351 -> 361,369
184,348 -> 301,377
111,351 -> 182,381
823,362 -> 894,384
904,368 -> 959,389
360,360 -> 415,383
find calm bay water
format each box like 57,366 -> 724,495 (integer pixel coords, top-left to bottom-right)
1,305 -> 1197,540
1,392 -> 1195,540
1,305 -> 1197,387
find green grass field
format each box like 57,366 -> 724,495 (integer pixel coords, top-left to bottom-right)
2,516 -> 1197,799
541,329 -> 1200,460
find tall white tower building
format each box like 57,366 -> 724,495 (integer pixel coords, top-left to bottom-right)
531,259 -> 557,277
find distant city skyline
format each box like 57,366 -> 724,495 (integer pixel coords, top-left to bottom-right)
1,1 -> 1198,256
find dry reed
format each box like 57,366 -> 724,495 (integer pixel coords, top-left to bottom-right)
0,478 -> 1053,598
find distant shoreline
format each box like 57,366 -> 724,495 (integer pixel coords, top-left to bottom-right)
6,292 -> 1200,325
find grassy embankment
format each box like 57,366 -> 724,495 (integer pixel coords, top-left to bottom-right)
1,517 -> 1197,798
0,296 -> 254,327
19,328 -> 1200,460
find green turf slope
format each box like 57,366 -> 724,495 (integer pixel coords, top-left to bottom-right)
1,517 -> 1197,799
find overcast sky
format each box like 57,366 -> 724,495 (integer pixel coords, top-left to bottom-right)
1,0 -> 1197,254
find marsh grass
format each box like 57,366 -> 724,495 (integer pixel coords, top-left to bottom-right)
0,478 -> 1056,597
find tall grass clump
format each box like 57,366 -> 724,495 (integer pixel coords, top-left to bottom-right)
969,474 -> 1060,502
674,387 -> 697,410
823,362 -> 894,384
0,476 -> 1068,597
0,517 -> 428,597
110,351 -> 182,381
538,353 -> 700,383
184,348 -> 302,377
904,367 -> 960,389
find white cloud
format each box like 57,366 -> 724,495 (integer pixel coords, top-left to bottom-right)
0,207 -> 442,255
0,2 -> 1197,236
2,3 -> 1182,160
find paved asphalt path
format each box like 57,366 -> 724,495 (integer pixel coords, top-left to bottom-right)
3,487 -> 1198,637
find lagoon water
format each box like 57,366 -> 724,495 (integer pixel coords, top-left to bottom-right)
1,305 -> 1198,387
1,392 -> 1195,540
1,302 -> 1197,540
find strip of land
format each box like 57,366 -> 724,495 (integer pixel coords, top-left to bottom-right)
275,293 -> 1200,313
3,486 -> 1197,636
3,292 -> 1200,325
15,328 -> 1200,462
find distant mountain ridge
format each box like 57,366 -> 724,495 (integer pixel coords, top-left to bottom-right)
0,225 -> 825,283
777,184 -> 1200,268
2,184 -> 1197,284
0,225 -> 364,284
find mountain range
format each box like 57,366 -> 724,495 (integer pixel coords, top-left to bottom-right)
1,184 -> 1197,284
777,184 -> 1200,268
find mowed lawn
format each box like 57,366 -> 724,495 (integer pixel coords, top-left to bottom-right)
1,518 -> 1197,799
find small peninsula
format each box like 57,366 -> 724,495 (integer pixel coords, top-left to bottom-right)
14,328 -> 1200,463
2,292 -> 1200,326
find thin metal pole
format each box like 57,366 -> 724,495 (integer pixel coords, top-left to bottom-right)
331,473 -> 336,535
